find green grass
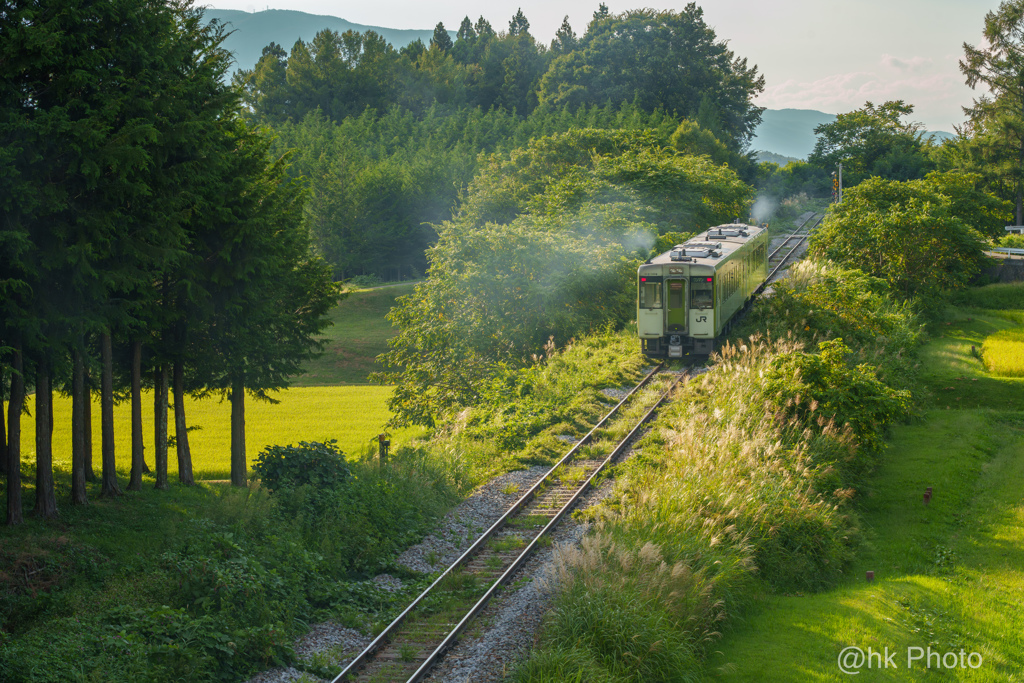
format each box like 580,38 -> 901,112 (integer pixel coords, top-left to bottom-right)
706,409 -> 1024,681
292,284 -> 414,386
919,310 -> 1024,410
35,386 -> 425,480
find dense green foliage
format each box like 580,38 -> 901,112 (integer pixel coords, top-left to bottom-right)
251,440 -> 351,494
809,172 -> 1006,301
762,338 -> 913,452
538,6 -> 764,146
959,0 -> 1024,224
0,446 -> 463,682
808,101 -> 935,185
375,129 -> 752,425
231,5 -> 765,279
268,103 -> 685,279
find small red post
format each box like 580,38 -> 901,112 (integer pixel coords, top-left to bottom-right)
866,571 -> 874,582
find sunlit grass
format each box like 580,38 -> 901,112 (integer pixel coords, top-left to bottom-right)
33,386 -> 425,480
293,284 -> 414,386
982,329 -> 1024,377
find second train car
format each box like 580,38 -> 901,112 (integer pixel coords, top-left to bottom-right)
637,223 -> 768,357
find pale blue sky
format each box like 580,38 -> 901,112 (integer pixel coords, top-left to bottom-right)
209,0 -> 1001,131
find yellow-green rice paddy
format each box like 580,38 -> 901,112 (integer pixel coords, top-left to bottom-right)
31,386 -> 425,480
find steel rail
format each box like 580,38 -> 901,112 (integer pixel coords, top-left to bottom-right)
764,213 -> 823,285
405,370 -> 690,683
331,362 -> 667,683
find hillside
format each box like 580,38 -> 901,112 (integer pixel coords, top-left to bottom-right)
205,8 -> 446,72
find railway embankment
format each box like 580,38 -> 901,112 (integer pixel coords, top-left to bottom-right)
511,261 -> 924,681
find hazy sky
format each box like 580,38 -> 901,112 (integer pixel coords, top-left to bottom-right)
209,0 -> 1001,132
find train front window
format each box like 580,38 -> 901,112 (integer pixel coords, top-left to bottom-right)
640,281 -> 662,309
690,276 -> 713,309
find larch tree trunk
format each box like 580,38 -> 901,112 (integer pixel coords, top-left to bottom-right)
71,349 -> 89,505
154,366 -> 169,490
33,362 -> 58,519
128,340 -> 145,491
83,369 -> 96,482
230,373 -> 246,487
173,360 -> 194,485
6,345 -> 23,526
99,332 -> 122,497
1,366 -> 7,478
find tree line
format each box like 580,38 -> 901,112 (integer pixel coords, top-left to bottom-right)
233,3 -> 766,280
0,0 -> 337,526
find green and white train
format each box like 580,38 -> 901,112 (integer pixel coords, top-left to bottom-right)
637,224 -> 769,357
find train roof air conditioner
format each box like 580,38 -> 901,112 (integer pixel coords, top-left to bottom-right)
706,227 -> 748,239
673,242 -> 721,259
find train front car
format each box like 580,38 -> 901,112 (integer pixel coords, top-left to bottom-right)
637,223 -> 768,358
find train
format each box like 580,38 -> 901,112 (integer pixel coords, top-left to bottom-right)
637,223 -> 769,357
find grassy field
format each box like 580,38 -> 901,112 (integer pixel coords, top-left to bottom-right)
31,386 -> 425,480
705,302 -> 1024,681
292,283 -> 415,386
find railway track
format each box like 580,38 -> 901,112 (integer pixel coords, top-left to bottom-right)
331,365 -> 688,683
765,212 -> 822,285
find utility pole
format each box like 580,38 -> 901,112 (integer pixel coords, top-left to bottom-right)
838,162 -> 843,203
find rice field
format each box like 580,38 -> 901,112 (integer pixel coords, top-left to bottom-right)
26,386 -> 425,480
983,328 -> 1024,377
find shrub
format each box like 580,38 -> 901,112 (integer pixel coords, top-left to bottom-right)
251,440 -> 350,495
761,338 -> 913,453
808,173 -> 1000,302
1000,233 -> 1024,249
740,260 -> 922,389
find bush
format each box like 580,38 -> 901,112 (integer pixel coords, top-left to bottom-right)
761,338 -> 913,453
999,233 -> 1024,249
740,260 -> 922,389
809,173 -> 999,302
251,440 -> 350,495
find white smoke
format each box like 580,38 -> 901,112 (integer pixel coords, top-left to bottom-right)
750,195 -> 778,224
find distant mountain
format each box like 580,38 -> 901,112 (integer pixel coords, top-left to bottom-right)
751,108 -> 957,161
205,8 -> 446,72
755,150 -> 801,166
750,109 -> 836,160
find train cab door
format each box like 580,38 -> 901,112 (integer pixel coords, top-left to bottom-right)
666,279 -> 687,333
637,276 -> 663,338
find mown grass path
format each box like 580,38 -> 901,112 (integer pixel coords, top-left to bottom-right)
293,284 -> 415,386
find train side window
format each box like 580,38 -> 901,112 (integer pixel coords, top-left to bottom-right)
690,276 -> 713,309
640,281 -> 662,309
668,281 -> 684,308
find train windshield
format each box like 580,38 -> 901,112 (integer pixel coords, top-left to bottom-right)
639,281 -> 662,308
690,276 -> 713,309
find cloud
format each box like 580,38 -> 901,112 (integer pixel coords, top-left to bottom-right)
880,54 -> 933,72
755,58 -> 975,129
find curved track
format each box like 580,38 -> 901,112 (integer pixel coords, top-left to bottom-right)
765,212 -> 822,285
331,365 -> 687,683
